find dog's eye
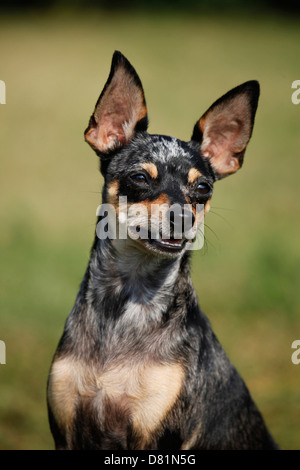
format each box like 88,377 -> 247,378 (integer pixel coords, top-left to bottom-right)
196,183 -> 211,195
130,174 -> 148,184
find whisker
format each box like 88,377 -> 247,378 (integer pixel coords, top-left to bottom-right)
193,226 -> 214,253
78,190 -> 102,195
203,223 -> 219,241
210,205 -> 236,212
207,208 -> 233,228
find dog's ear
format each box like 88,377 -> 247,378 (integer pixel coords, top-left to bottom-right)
191,81 -> 259,179
84,51 -> 148,154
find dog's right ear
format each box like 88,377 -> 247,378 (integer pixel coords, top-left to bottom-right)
84,51 -> 148,155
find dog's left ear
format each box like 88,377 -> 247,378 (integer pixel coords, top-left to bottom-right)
191,81 -> 259,179
85,51 -> 148,154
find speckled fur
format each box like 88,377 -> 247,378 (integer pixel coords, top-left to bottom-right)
47,52 -> 279,450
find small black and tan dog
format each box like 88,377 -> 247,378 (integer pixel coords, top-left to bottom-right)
47,51 -> 279,450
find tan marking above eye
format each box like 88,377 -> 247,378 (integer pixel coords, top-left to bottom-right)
141,162 -> 158,179
188,168 -> 202,184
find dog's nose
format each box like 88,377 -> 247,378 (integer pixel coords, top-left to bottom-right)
167,208 -> 195,236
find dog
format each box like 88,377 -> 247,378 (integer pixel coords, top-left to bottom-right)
47,51 -> 279,450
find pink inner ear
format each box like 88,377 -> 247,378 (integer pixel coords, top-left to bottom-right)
203,118 -> 247,153
85,65 -> 147,153
200,94 -> 252,175
85,118 -> 127,153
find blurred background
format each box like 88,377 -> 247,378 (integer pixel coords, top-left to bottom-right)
0,0 -> 300,450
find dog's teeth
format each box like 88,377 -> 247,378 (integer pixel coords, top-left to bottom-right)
160,239 -> 182,247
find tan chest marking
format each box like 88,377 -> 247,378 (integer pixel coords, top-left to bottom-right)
48,357 -> 184,446
98,362 -> 184,441
48,357 -> 97,442
180,421 -> 202,450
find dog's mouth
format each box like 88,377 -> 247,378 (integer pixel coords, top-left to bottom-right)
128,226 -> 188,255
148,235 -> 186,252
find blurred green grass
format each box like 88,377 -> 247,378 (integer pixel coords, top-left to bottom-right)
0,10 -> 300,449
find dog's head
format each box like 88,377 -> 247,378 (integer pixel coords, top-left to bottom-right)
85,51 -> 259,258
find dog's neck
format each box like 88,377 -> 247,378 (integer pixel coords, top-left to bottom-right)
87,237 -> 189,325
66,236 -> 195,363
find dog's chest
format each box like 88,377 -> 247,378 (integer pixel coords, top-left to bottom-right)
48,355 -> 184,448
